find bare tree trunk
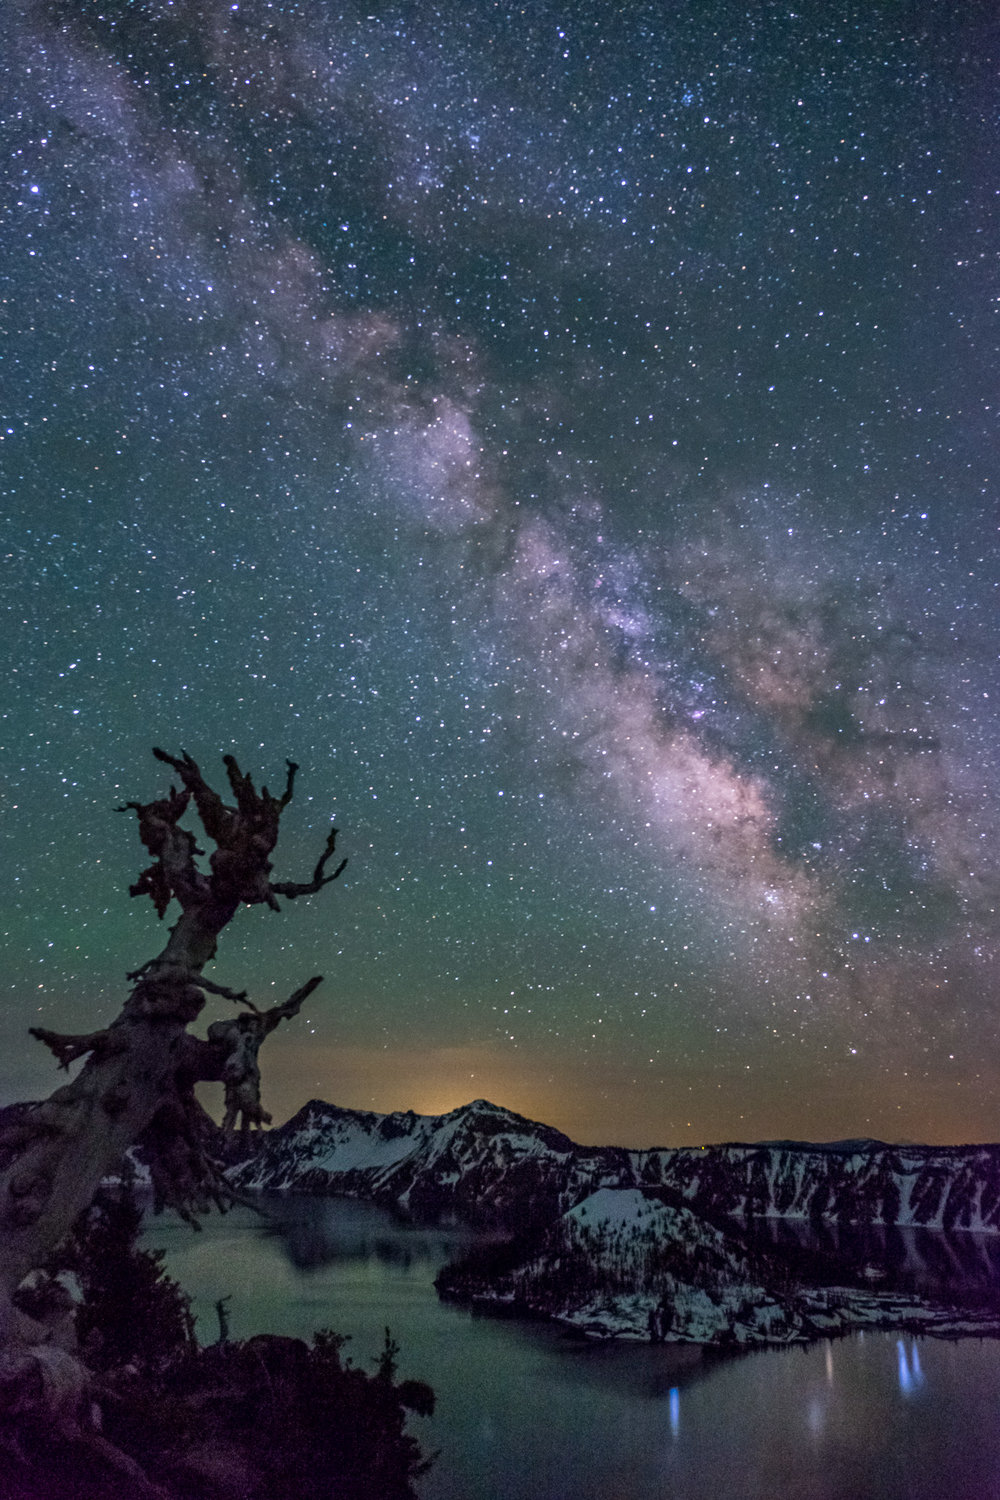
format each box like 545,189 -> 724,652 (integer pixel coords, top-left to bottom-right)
0,749 -> 345,1324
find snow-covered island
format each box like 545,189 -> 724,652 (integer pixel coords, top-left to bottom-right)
437,1183 -> 1000,1345
228,1098 -> 1000,1346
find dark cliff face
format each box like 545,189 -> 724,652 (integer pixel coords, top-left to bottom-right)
229,1098 -> 1000,1236
635,1142 -> 1000,1232
231,1098 -> 631,1229
228,1103 -> 1000,1348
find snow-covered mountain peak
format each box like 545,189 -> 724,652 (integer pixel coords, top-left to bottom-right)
226,1100 -> 1000,1348
230,1097 -> 1000,1236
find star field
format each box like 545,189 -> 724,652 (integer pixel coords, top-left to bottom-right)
3,0 -> 1000,1146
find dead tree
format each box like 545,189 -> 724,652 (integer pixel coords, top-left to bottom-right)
207,984 -> 317,1134
0,749 -> 346,1337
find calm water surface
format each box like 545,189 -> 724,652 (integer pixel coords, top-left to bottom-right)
144,1197 -> 1000,1500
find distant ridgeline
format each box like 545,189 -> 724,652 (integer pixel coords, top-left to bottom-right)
226,1098 -> 1000,1356
228,1097 -> 1000,1235
229,1099 -> 1000,1346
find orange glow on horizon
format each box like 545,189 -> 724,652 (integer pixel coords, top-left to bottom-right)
195,1038 -> 1000,1151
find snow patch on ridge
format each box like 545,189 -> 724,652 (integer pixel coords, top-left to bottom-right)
229,1098 -> 1000,1236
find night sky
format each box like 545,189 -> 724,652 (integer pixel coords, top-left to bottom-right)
4,0 -> 1000,1147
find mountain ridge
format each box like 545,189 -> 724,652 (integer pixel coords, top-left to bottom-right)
227,1096 -> 1000,1346
229,1096 -> 1000,1235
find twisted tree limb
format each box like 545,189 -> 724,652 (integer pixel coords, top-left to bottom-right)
271,826 -> 348,900
206,977 -> 324,1133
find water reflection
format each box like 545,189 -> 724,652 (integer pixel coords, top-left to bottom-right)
144,1199 -> 1000,1500
806,1393 -> 825,1437
897,1338 -> 925,1396
255,1194 -> 484,1271
743,1216 -> 1000,1301
668,1385 -> 680,1440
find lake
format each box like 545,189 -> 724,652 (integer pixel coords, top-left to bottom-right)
144,1196 -> 1000,1500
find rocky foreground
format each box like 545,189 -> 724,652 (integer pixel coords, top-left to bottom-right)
229,1098 -> 1000,1347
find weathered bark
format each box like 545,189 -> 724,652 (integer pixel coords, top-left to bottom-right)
0,749 -> 345,1318
207,977 -> 323,1133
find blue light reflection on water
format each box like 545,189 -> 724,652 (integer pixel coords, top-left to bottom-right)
144,1198 -> 1000,1500
669,1386 -> 680,1440
897,1338 -> 926,1396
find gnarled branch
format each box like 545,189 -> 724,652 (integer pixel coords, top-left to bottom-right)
271,825 -> 347,900
206,975 -> 324,1134
28,1027 -> 122,1071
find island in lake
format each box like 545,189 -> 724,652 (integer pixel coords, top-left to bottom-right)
226,1097 -> 1000,1347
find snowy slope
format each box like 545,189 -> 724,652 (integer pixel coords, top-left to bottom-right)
437,1184 -> 1000,1346
228,1101 -> 1000,1345
229,1098 -> 630,1228
229,1097 -> 1000,1234
438,1185 -> 801,1344
633,1141 -> 1000,1231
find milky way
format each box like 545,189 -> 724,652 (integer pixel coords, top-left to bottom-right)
3,0 -> 999,1144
